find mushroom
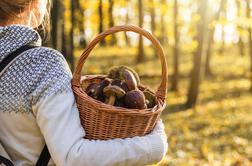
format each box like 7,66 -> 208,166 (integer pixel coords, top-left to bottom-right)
143,90 -> 156,108
124,90 -> 147,109
123,69 -> 138,91
108,66 -> 140,85
111,79 -> 129,92
120,66 -> 140,85
93,78 -> 111,102
103,85 -> 126,105
108,66 -> 121,80
85,83 -> 99,98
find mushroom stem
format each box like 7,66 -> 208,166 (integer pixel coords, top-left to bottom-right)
107,96 -> 116,105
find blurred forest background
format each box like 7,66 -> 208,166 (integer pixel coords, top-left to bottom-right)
44,0 -> 252,165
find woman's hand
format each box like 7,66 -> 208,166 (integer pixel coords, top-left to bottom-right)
139,120 -> 168,164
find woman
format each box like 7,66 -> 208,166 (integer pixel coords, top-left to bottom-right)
0,0 -> 168,165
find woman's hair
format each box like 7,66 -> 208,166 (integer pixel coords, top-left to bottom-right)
36,0 -> 52,41
0,0 -> 52,40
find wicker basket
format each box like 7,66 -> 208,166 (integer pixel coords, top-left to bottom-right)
71,25 -> 168,140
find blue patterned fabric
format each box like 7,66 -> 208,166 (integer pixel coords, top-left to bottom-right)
0,25 -> 72,113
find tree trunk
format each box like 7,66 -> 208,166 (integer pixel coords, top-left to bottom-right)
219,6 -> 226,55
219,26 -> 225,55
186,0 -> 208,108
246,0 -> 252,92
238,35 -> 245,56
150,0 -> 156,35
51,0 -> 64,52
98,0 -> 106,46
150,0 -> 158,57
205,29 -> 214,76
124,11 -> 131,46
137,0 -> 145,62
108,0 -> 117,45
124,0 -> 131,46
68,0 -> 75,71
62,13 -> 74,71
171,0 -> 180,91
205,0 -> 226,76
160,0 -> 167,45
62,20 -> 67,58
76,0 -> 87,48
236,0 -> 245,56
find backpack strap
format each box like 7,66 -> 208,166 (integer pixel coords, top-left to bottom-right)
36,145 -> 51,166
0,156 -> 14,166
0,142 -> 13,166
0,45 -> 36,73
0,45 -> 51,165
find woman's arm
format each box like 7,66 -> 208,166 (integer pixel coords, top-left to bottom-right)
31,48 -> 168,166
33,92 -> 168,166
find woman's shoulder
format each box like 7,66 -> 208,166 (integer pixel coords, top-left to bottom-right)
23,46 -> 73,105
0,46 -> 73,111
24,46 -> 72,75
38,46 -> 63,56
29,46 -> 66,63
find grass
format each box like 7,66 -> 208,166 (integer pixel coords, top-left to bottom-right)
75,45 -> 252,166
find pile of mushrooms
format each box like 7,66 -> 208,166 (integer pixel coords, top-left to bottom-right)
83,66 -> 157,109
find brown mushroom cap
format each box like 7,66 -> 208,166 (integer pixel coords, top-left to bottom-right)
123,69 -> 138,91
119,66 -> 140,85
85,83 -> 99,97
103,85 -> 126,98
111,79 -> 129,92
94,78 -> 111,102
103,85 -> 126,105
124,90 -> 147,109
108,66 -> 140,85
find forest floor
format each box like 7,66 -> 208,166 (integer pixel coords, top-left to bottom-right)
76,45 -> 252,166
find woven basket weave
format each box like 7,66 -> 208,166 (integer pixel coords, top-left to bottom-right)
72,25 -> 168,140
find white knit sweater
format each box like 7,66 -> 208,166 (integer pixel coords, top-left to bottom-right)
0,25 -> 168,166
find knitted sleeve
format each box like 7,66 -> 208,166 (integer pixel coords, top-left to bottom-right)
32,48 -> 168,166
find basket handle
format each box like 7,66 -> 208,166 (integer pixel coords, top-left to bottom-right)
72,25 -> 168,100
